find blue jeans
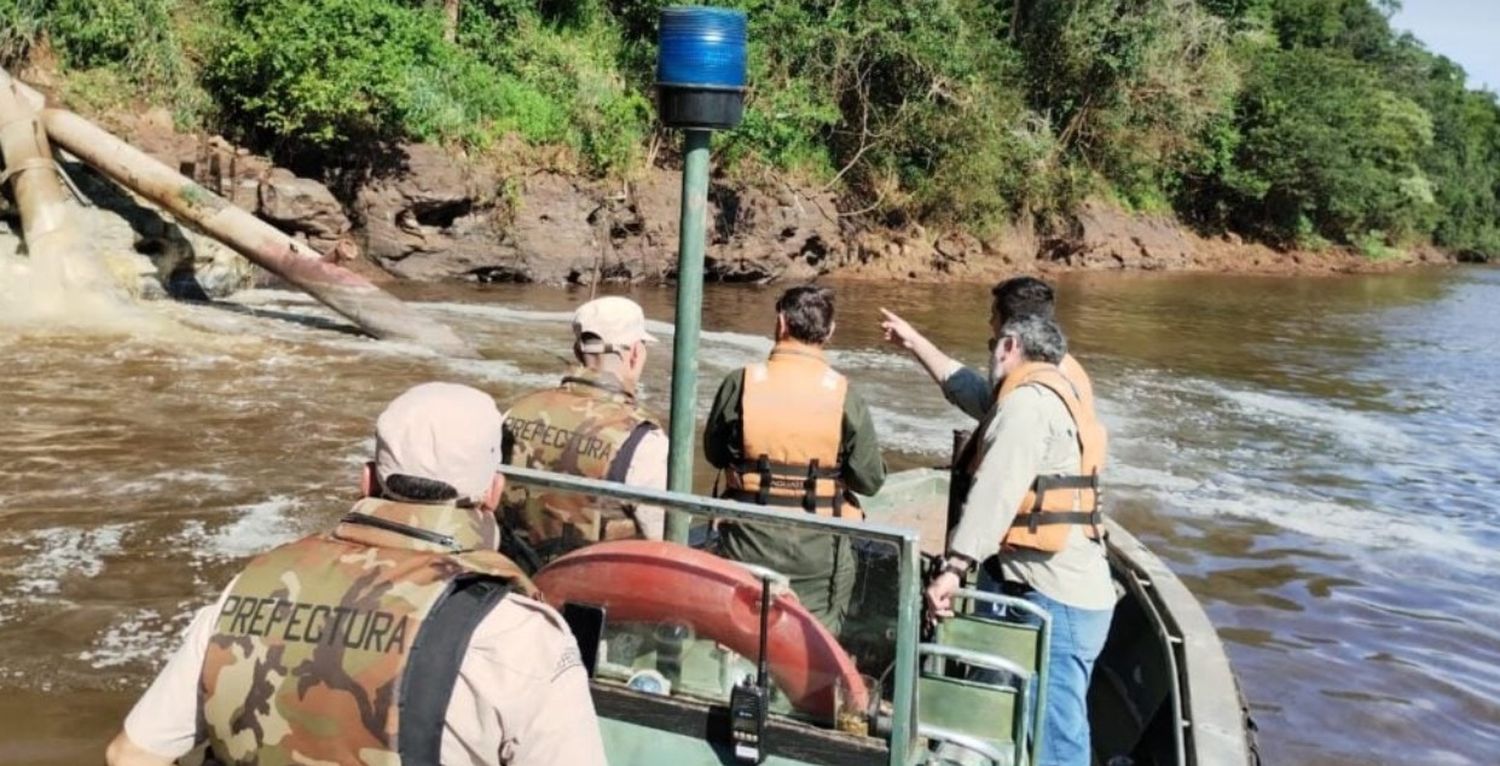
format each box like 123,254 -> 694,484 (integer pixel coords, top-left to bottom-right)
974,568 -> 1113,766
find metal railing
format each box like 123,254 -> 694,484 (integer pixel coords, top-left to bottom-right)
501,464 -> 925,762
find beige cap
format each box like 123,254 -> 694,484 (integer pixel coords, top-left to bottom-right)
374,382 -> 504,502
573,296 -> 658,354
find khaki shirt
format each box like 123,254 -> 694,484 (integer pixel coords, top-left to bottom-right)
124,581 -> 608,766
621,427 -> 669,539
942,364 -> 1114,611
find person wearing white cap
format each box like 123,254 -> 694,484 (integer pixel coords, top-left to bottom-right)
106,383 -> 607,766
500,295 -> 668,571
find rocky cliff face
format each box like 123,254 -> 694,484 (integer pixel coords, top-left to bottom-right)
353,144 -> 844,286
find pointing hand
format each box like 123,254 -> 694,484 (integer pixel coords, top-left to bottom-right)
879,308 -> 924,351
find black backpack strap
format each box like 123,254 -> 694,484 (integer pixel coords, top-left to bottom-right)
605,421 -> 657,484
398,576 -> 512,763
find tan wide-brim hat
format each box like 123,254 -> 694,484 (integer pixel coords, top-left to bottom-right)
573,296 -> 659,354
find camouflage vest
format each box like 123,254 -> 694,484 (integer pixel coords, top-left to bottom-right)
198,498 -> 533,766
501,368 -> 659,566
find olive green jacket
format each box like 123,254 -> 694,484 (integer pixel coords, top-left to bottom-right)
703,365 -> 887,634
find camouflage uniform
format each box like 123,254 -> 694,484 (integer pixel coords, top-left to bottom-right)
199,497 -> 533,765
501,368 -> 661,566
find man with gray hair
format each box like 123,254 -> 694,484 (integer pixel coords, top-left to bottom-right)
106,382 -> 607,766
915,315 -> 1112,766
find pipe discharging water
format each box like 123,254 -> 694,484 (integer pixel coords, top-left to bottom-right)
0,68 -> 478,357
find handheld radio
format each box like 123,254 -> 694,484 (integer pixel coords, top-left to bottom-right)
729,575 -> 773,763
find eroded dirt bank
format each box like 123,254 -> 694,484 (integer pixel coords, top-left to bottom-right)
0,112 -> 1459,295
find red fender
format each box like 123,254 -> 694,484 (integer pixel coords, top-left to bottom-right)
533,540 -> 869,719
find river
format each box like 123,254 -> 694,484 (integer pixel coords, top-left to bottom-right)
1,267 -> 1497,764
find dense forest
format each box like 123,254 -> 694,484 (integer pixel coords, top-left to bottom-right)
2,0 -> 1498,261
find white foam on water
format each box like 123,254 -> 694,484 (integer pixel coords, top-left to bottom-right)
827,347 -> 927,373
1135,373 -> 1417,455
178,497 -> 302,560
694,342 -> 767,377
866,403 -> 971,455
0,206 -> 184,335
424,301 -> 575,325
106,469 -> 245,498
1143,473 -> 1493,566
1107,463 -> 1204,493
425,302 -> 780,366
699,327 -> 772,353
10,523 -> 131,596
444,356 -> 559,390
226,288 -> 321,306
78,605 -> 197,670
1216,387 -> 1413,452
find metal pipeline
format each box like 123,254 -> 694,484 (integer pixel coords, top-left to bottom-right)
0,73 -> 75,265
0,69 -> 478,358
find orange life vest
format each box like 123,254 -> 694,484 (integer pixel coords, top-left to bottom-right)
1059,353 -> 1097,419
723,341 -> 862,519
963,361 -> 1107,553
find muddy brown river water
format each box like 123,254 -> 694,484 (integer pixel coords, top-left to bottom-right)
1,267 -> 1498,764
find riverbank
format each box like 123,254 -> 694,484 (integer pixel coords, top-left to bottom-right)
0,104 -> 1462,296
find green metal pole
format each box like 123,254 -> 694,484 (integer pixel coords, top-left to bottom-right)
889,535 -> 921,763
664,128 -> 712,544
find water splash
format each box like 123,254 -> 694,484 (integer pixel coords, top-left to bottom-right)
0,205 -> 169,333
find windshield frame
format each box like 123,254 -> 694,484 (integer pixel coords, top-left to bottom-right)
501,464 -> 922,762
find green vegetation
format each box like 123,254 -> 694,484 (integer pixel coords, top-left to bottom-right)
2,0 -> 1497,259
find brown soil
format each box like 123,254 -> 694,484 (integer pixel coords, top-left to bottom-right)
44,95 -> 1463,288
831,201 -> 1458,284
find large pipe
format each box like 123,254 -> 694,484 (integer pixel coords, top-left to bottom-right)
1,70 -> 478,358
0,75 -> 74,264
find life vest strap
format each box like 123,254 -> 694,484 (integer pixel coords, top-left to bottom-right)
605,422 -> 657,483
722,489 -> 819,508
1031,473 -> 1100,492
730,458 -> 842,479
720,487 -> 856,517
1011,510 -> 1103,528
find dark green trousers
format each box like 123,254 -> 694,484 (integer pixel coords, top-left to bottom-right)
718,521 -> 856,635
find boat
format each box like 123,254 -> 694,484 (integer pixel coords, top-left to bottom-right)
500,462 -> 1261,766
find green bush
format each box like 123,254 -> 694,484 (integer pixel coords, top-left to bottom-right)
0,0 -> 46,66
44,0 -> 189,92
206,0 -> 457,148
203,0 -> 651,172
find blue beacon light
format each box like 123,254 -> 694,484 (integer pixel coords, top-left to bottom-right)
655,7 -> 748,131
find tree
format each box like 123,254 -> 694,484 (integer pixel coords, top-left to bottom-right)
1219,47 -> 1437,246
1013,0 -> 1238,208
